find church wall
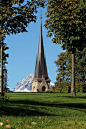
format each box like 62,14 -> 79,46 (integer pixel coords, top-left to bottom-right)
32,80 -> 38,92
32,79 -> 50,92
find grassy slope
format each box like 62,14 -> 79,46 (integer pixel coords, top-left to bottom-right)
0,93 -> 86,129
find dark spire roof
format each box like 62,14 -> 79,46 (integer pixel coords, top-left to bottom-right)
34,21 -> 49,80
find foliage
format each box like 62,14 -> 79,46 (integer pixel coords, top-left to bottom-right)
55,48 -> 86,84
75,48 -> 86,83
0,93 -> 86,129
75,83 -> 83,93
0,94 -> 8,101
54,82 -> 84,93
55,51 -> 71,82
45,0 -> 86,96
54,48 -> 86,93
0,0 -> 45,92
0,0 -> 45,37
45,0 -> 86,51
54,81 -> 71,93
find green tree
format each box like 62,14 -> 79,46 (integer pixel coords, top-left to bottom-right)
75,48 -> 86,84
55,51 -> 71,82
45,0 -> 86,96
55,48 -> 86,92
0,0 -> 45,36
0,0 -> 45,95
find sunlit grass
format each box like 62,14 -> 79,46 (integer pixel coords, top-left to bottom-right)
0,93 -> 86,129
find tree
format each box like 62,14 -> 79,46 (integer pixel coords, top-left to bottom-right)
75,48 -> 86,84
0,41 -> 9,95
55,51 -> 71,82
55,48 -> 86,92
45,0 -> 86,96
0,0 -> 45,96
0,0 -> 45,36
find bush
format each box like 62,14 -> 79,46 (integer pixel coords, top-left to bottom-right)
53,81 -> 86,93
53,81 -> 70,93
75,82 -> 83,93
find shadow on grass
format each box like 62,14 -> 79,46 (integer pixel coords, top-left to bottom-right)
0,98 -> 86,117
47,94 -> 86,99
0,99 -> 57,117
10,99 -> 86,109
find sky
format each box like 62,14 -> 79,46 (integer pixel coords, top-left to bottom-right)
5,6 -> 65,90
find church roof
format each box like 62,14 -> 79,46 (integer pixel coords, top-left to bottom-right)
34,21 -> 49,80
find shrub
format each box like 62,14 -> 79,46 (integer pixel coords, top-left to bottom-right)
53,81 -> 85,93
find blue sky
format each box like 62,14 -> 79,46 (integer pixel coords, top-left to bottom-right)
5,6 -> 64,90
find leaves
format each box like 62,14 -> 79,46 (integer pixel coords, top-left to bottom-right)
45,0 -> 86,51
6,125 -> 12,128
0,16 -> 3,20
31,121 -> 37,126
0,122 -> 3,126
39,116 -> 42,119
26,124 -> 32,128
55,48 -> 86,92
0,0 -> 45,36
0,121 -> 11,128
5,119 -> 9,123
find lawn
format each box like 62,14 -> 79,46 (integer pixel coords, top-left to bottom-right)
0,93 -> 86,129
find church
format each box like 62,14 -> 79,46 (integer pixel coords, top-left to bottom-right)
32,20 -> 51,92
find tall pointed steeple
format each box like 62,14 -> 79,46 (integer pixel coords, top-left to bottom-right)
32,19 -> 50,92
34,20 -> 49,80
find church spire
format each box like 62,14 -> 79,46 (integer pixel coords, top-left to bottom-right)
34,20 -> 49,79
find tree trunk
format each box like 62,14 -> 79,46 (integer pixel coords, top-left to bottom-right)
0,22 -> 4,96
71,52 -> 76,96
0,39 -> 4,96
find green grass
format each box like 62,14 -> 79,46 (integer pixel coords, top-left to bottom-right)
0,93 -> 86,129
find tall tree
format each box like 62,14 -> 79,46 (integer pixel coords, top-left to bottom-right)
0,0 -> 45,36
45,0 -> 86,96
0,0 -> 45,95
55,51 -> 71,82
55,49 -> 86,87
